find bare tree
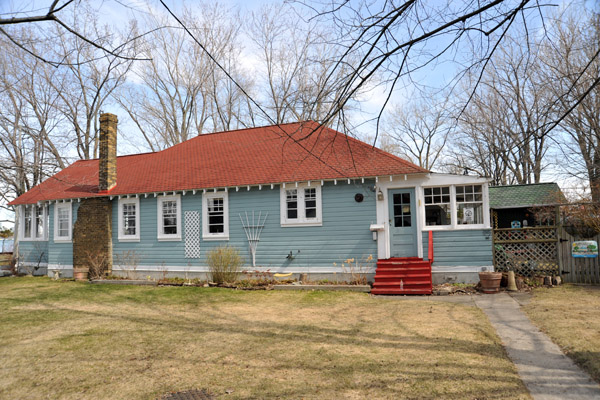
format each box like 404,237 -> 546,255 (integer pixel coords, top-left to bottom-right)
248,4 -> 354,125
46,7 -> 137,160
289,0 -> 600,145
118,4 -> 248,150
291,1 -> 542,130
0,0 -> 146,67
0,28 -> 64,209
382,95 -> 451,170
0,4 -> 136,216
451,35 -> 552,185
541,9 -> 600,200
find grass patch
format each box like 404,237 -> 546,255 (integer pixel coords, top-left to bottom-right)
0,277 -> 530,399
522,284 -> 600,383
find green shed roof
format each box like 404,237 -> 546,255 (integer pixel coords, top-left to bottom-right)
489,183 -> 563,209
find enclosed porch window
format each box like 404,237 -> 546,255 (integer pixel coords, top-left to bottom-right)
422,183 -> 488,229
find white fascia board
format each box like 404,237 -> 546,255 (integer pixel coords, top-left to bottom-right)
424,173 -> 491,185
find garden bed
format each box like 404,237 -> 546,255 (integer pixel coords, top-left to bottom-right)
88,278 -> 370,292
273,284 -> 371,292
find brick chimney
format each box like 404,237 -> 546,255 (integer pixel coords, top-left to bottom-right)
99,113 -> 118,191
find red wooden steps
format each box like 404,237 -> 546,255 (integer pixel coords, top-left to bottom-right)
371,257 -> 432,295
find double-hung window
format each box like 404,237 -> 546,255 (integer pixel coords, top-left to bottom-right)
157,195 -> 181,240
23,206 -> 32,239
54,203 -> 72,242
280,184 -> 322,226
202,191 -> 229,240
456,185 -> 483,225
35,206 -> 45,238
118,197 -> 140,241
21,204 -> 47,241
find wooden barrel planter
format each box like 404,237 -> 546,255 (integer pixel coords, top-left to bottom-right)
479,271 -> 502,294
73,267 -> 89,282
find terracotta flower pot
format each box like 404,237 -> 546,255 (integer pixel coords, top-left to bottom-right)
73,267 -> 89,282
479,271 -> 502,294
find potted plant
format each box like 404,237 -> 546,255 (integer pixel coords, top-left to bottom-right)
479,270 -> 502,293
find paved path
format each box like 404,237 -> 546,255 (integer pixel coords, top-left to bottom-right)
474,293 -> 600,400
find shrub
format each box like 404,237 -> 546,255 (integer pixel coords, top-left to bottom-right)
339,254 -> 373,285
86,251 -> 109,279
206,246 -> 243,284
114,250 -> 140,280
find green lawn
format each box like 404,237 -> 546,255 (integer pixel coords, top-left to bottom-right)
0,277 -> 530,399
523,284 -> 600,383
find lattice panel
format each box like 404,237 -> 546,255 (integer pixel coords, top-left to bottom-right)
494,227 -> 557,242
494,241 -> 559,277
184,211 -> 201,259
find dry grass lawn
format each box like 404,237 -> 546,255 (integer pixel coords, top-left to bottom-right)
523,284 -> 600,383
0,277 -> 530,399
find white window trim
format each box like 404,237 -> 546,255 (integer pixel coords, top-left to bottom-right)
202,191 -> 229,240
53,202 -> 72,243
423,186 -> 452,229
280,183 -> 323,227
421,184 -> 489,231
118,197 -> 140,242
20,204 -> 48,241
157,194 -> 181,241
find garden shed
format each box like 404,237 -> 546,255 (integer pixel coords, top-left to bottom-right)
489,183 -> 565,278
489,183 -> 563,229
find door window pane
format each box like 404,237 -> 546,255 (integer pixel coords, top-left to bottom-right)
393,193 -> 412,227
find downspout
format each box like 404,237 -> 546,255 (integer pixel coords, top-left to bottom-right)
428,230 -> 434,264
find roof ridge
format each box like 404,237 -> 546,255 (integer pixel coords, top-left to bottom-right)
159,121 -> 309,153
82,151 -> 157,162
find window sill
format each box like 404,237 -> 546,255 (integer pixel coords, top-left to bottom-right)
53,239 -> 72,244
118,237 -> 140,242
422,225 -> 490,231
454,224 -> 490,230
19,238 -> 48,242
281,221 -> 323,228
202,235 -> 230,241
157,236 -> 182,241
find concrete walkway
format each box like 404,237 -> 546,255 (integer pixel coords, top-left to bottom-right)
474,293 -> 600,400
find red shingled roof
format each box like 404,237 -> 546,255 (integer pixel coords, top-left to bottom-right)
9,121 -> 428,205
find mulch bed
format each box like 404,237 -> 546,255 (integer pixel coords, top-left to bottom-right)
432,272 -> 562,296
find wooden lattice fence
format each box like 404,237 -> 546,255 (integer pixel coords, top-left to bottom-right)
493,227 -> 559,277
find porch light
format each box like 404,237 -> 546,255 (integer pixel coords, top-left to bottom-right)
377,189 -> 384,201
